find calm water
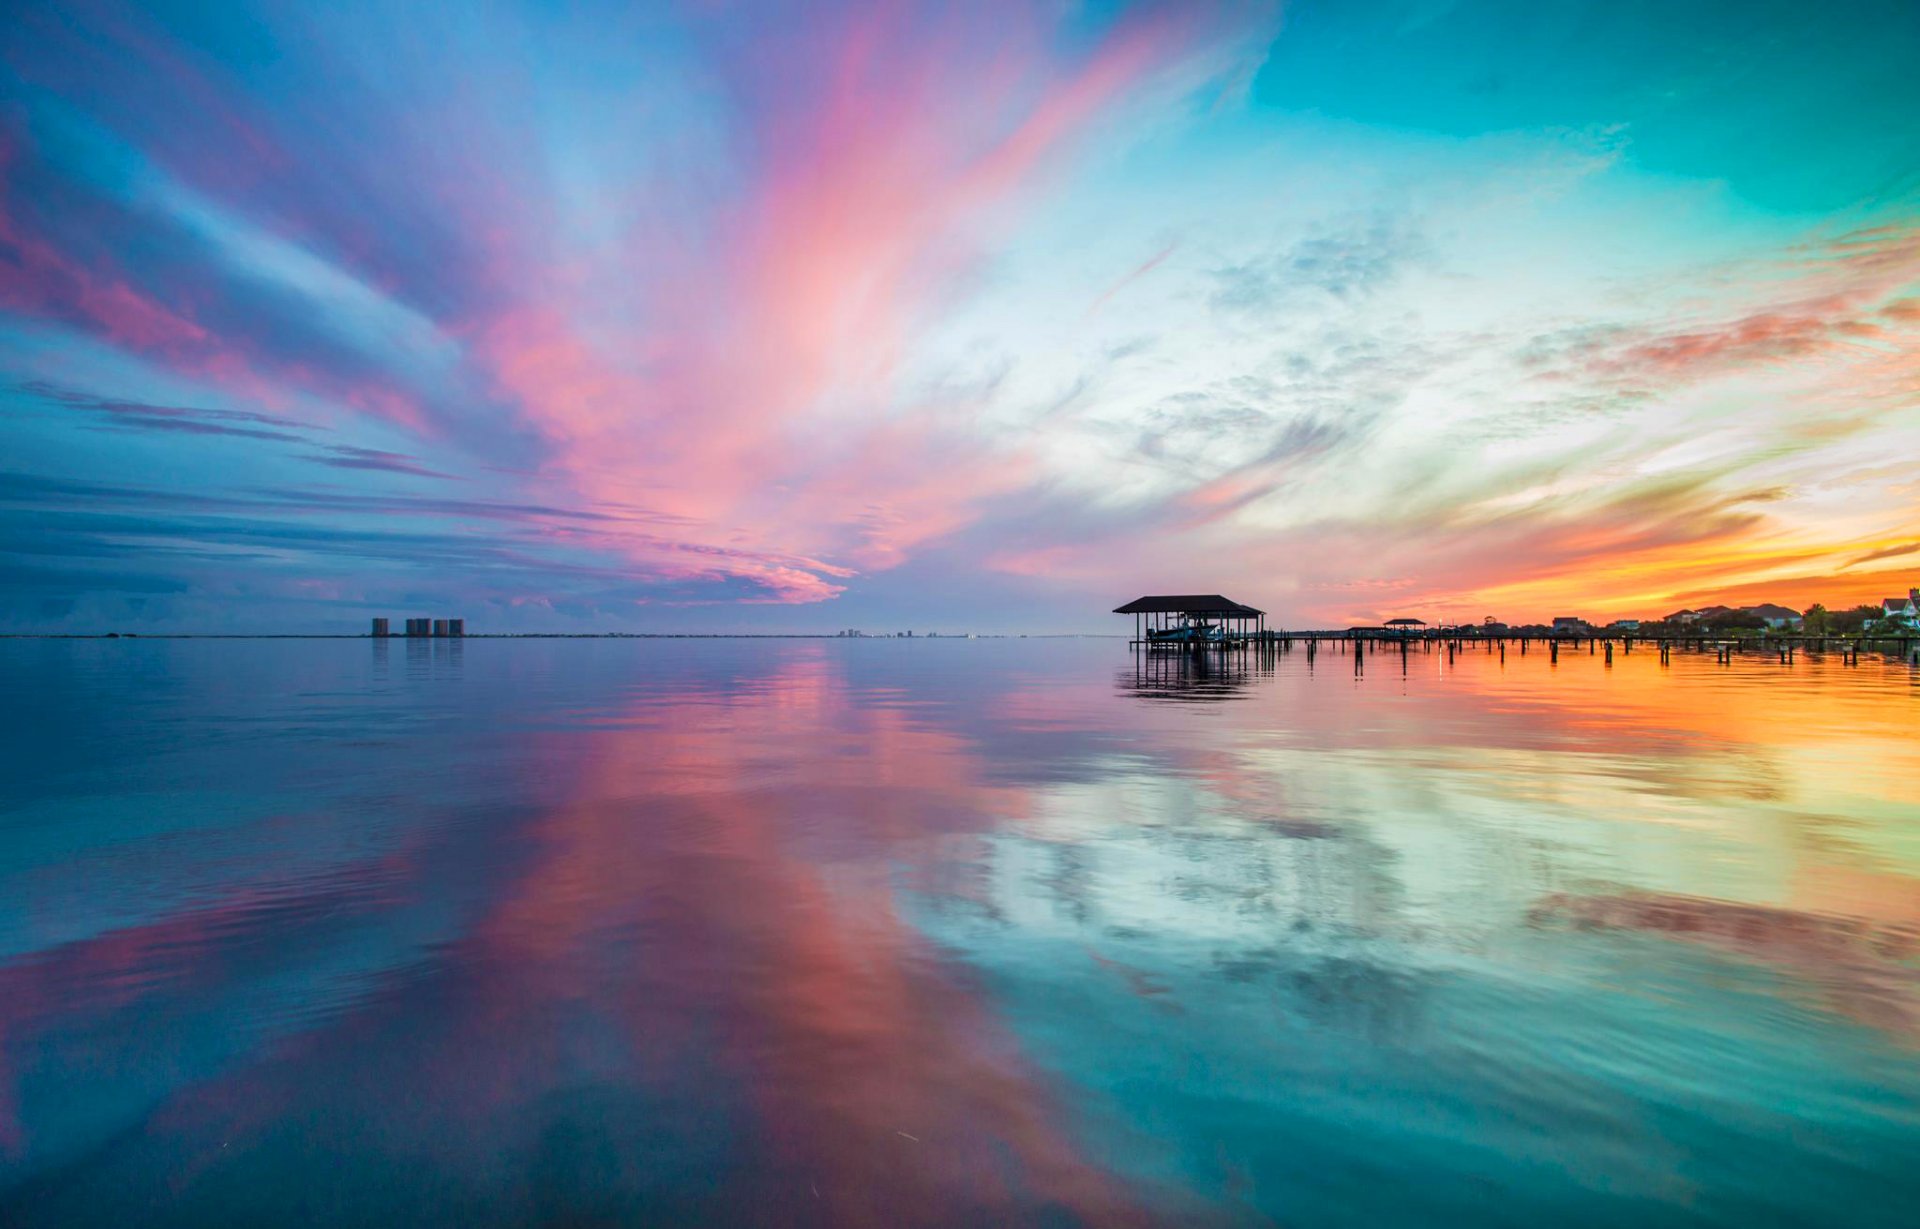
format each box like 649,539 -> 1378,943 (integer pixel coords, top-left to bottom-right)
1,637 -> 1917,1227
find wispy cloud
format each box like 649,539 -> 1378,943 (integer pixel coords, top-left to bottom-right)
306,444 -> 454,480
1847,542 -> 1920,568
1209,218 -> 1426,316
18,381 -> 312,439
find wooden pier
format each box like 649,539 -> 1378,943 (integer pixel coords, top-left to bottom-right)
1115,596 -> 1919,667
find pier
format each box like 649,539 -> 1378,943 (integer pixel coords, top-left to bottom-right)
1114,597 -> 1917,668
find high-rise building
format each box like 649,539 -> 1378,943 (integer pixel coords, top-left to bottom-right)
432,619 -> 449,637
448,618 -> 465,637
371,617 -> 390,637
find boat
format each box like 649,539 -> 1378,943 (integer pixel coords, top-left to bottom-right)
1146,620 -> 1225,645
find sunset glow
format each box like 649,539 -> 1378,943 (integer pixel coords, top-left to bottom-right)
3,0 -> 1917,631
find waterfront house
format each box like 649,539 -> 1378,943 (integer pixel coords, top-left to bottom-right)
1879,589 -> 1919,628
1551,616 -> 1587,633
1745,604 -> 1804,631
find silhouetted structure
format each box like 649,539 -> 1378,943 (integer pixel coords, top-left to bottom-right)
1114,594 -> 1265,648
386,615 -> 466,637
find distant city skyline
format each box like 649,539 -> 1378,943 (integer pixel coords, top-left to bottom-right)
3,1 -> 1918,633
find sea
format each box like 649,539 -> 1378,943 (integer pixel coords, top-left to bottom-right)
1,635 -> 1916,1227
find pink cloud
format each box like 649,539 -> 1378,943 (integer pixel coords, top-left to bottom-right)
1613,301 -> 1878,373
465,4 -> 1227,602
0,130 -> 444,437
0,137 -> 209,350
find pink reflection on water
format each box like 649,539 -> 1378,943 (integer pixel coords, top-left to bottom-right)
0,647 -> 1213,1223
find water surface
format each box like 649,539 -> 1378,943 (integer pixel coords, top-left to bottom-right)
2,637 -> 1917,1226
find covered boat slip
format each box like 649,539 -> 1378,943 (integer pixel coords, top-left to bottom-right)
1114,594 -> 1267,649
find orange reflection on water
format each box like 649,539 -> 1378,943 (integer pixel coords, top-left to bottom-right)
1101,644 -> 1920,1042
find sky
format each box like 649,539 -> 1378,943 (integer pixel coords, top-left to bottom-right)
2,0 -> 1918,634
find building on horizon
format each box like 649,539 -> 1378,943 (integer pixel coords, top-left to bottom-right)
387,615 -> 465,636
371,617 -> 390,637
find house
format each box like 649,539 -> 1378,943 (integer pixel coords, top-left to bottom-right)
1743,603 -> 1803,631
1669,604 -> 1747,627
1551,616 -> 1587,633
1880,588 -> 1919,627
1607,619 -> 1641,631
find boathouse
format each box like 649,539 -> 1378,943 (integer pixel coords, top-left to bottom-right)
1113,594 -> 1265,646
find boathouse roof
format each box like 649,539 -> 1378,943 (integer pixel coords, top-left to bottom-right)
1384,617 -> 1426,626
1113,594 -> 1264,616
